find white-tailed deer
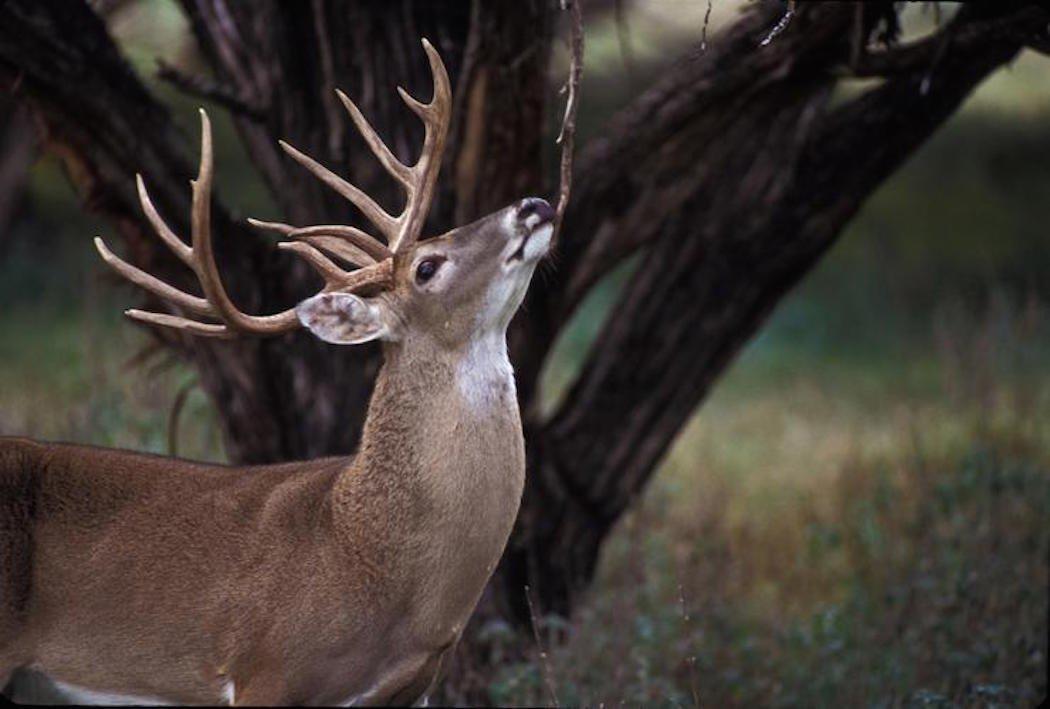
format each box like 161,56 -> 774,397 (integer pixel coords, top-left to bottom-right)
0,39 -> 554,706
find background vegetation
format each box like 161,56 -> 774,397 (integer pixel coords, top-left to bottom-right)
1,2 -> 1047,706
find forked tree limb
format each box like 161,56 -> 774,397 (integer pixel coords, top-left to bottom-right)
544,2 -> 1046,329
846,4 -> 1048,77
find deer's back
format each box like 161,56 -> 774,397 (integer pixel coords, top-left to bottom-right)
0,436 -> 357,700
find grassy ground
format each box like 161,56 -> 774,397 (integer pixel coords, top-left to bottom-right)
488,299 -> 1049,707
481,49 -> 1050,705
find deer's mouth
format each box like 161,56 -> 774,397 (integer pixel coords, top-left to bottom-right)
507,226 -> 552,265
507,233 -> 531,264
507,198 -> 554,265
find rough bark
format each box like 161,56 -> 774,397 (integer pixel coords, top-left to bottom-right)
498,1 -> 1047,621
1,0 -> 1045,687
0,101 -> 36,250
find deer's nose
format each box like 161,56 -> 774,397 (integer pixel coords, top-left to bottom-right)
517,198 -> 555,228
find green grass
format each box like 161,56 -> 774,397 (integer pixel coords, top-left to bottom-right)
0,299 -> 222,459
0,250 -> 223,460
479,53 -> 1050,704
486,298 -> 1049,707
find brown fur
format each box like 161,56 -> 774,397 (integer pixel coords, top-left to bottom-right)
0,201 -> 549,705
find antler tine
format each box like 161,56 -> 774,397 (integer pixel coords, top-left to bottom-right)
188,111 -> 298,334
100,109 -> 359,339
248,219 -> 389,266
125,309 -> 235,338
388,38 -> 452,254
334,257 -> 394,293
95,169 -> 215,317
288,226 -> 390,262
276,39 -> 451,257
135,174 -> 193,267
278,140 -> 399,241
336,89 -> 413,189
277,242 -> 354,283
289,236 -> 378,269
93,237 -> 216,318
245,218 -> 296,236
277,242 -> 394,293
99,40 -> 452,341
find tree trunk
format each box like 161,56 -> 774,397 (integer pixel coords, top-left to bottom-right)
1,0 -> 1045,693
501,0 -> 1045,621
0,100 -> 36,251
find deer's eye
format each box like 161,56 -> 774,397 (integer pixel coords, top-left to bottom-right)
415,258 -> 442,284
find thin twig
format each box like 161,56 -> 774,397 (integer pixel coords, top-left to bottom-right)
614,0 -> 635,76
122,340 -> 167,372
701,0 -> 714,52
449,0 -> 482,152
156,60 -> 266,121
167,377 -> 199,457
676,582 -> 701,708
760,0 -> 796,47
524,585 -> 559,707
552,0 -> 584,249
920,19 -> 955,96
311,0 -> 344,155
850,2 -> 865,70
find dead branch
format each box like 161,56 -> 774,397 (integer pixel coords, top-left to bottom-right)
553,0 -> 584,247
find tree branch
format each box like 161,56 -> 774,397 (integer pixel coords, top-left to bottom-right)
552,0 -> 584,247
502,0 -> 1045,618
846,4 -> 1048,78
156,59 -> 265,121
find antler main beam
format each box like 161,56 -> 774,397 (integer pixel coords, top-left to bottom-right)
96,111 -> 392,338
95,38 -> 451,339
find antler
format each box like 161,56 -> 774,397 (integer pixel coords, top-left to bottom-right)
94,38 -> 451,339
252,37 -> 451,256
95,110 -> 394,338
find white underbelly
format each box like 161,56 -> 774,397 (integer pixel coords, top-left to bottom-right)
12,667 -> 228,706
41,677 -> 179,705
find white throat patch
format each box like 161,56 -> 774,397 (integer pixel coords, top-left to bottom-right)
456,335 -> 514,412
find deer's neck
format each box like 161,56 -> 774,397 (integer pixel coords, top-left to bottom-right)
332,332 -> 525,591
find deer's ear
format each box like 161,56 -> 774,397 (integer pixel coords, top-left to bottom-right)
295,292 -> 394,345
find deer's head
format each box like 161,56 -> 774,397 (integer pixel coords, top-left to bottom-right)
95,39 -> 551,354
296,197 -> 553,350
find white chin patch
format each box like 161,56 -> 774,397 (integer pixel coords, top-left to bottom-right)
501,224 -> 552,270
525,223 -> 553,260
